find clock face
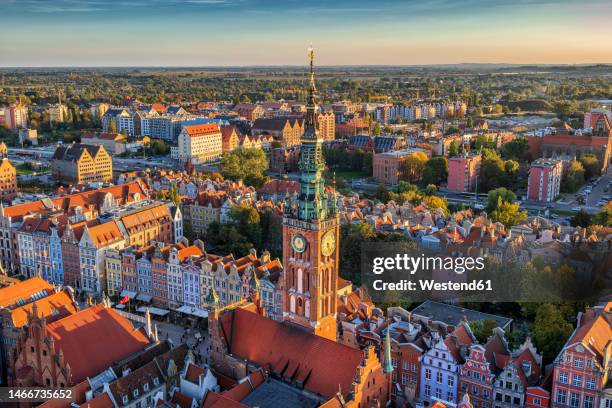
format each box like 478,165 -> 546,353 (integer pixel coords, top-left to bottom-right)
321,230 -> 336,257
291,234 -> 306,253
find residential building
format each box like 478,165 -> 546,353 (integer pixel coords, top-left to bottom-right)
492,338 -> 543,408
118,202 -> 174,247
102,108 -> 140,136
79,220 -> 125,294
0,158 -> 17,200
0,181 -> 147,274
251,117 -> 304,147
373,148 -> 431,185
80,131 -> 127,155
172,124 -> 222,164
220,125 -> 240,151
269,145 -> 301,174
3,103 -> 28,130
447,153 -> 482,193
527,159 -> 563,202
318,110 -> 336,140
105,248 -> 123,295
233,103 -> 265,121
551,302 -> 611,408
51,143 -> 113,184
18,128 -> 38,146
419,323 -> 475,407
48,103 -> 69,123
182,191 -> 227,235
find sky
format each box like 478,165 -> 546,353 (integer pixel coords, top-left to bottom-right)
1,0 -> 611,67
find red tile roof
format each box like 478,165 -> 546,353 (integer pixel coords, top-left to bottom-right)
184,123 -> 221,137
11,290 -> 78,327
0,277 -> 53,309
46,305 -> 151,383
218,307 -> 364,399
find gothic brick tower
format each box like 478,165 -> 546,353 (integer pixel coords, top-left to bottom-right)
281,46 -> 339,341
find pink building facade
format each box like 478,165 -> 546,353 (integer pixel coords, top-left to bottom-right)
527,159 -> 562,202
447,154 -> 481,193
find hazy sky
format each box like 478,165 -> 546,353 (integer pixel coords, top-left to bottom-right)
1,0 -> 611,66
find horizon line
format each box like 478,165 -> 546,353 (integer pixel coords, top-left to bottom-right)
2,62 -> 612,70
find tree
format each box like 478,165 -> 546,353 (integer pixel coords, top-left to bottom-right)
561,160 -> 585,193
475,135 -> 495,150
444,126 -> 461,136
492,104 -> 503,114
552,99 -> 578,119
593,202 -> 612,226
490,198 -> 527,228
168,184 -> 180,207
579,154 -> 600,180
421,157 -> 448,186
424,184 -> 437,196
422,195 -> 449,215
466,116 -> 473,128
108,120 -> 116,133
486,188 -> 516,212
404,152 -> 429,182
479,154 -> 507,192
219,148 -> 268,187
570,210 -> 592,227
339,222 -> 376,285
376,183 -> 390,202
501,137 -> 530,161
448,141 -> 459,157
470,320 -> 498,344
532,303 -> 573,362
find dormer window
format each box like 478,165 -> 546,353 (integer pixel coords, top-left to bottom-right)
122,396 -> 128,404
143,383 -> 149,392
133,389 -> 139,398
153,377 -> 159,386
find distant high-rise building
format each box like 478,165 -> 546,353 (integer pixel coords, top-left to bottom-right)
447,153 -> 482,193
527,159 -> 562,202
4,104 -> 28,130
172,123 -> 222,164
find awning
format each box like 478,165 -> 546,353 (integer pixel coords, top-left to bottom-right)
176,305 -> 208,318
136,293 -> 153,302
137,306 -> 169,317
120,290 -> 137,299
114,303 -> 126,309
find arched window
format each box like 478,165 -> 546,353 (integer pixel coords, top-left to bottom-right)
290,294 -> 296,313
297,268 -> 303,293
305,299 -> 310,319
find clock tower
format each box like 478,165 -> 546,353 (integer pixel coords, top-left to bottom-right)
281,46 -> 340,341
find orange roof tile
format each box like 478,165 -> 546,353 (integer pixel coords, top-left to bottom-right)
11,290 -> 77,327
46,305 -> 150,383
219,307 -> 363,400
0,277 -> 53,309
86,221 -> 124,248
184,123 -> 221,137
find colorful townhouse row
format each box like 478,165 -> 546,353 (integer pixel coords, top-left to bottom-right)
0,181 -> 183,293
336,300 -> 612,408
110,244 -> 284,319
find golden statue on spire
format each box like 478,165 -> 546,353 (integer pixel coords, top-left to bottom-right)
308,44 -> 314,72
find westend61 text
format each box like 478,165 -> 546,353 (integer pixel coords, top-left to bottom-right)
372,279 -> 493,292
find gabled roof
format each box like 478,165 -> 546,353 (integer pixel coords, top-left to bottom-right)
46,304 -> 151,383
218,307 -> 364,400
86,220 -> 124,248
